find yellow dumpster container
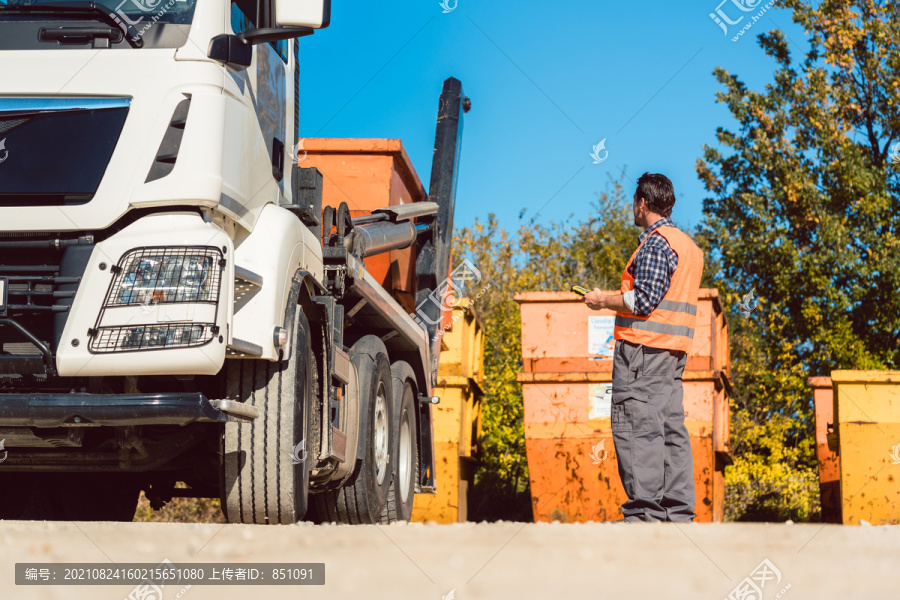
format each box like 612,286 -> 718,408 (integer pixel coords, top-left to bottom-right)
830,370 -> 900,525
411,299 -> 484,523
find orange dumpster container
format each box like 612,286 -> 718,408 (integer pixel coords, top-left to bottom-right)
412,300 -> 484,523
516,290 -> 731,523
807,376 -> 841,523
302,138 -> 428,315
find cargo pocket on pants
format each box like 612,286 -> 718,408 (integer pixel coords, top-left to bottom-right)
611,396 -> 652,433
613,373 -> 667,434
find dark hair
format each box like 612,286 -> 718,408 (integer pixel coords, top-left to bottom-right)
636,173 -> 676,217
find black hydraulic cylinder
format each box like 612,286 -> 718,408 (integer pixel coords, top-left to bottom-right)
414,77 -> 469,375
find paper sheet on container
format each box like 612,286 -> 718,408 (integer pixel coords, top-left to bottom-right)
588,316 -> 615,358
588,383 -> 612,419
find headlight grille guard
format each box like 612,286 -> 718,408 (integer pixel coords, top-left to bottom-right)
87,246 -> 226,354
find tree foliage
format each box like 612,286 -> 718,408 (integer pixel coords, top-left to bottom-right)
698,0 -> 900,371
696,0 -> 900,519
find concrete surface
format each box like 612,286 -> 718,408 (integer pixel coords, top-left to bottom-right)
0,521 -> 898,599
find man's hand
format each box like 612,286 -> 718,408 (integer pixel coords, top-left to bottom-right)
583,288 -> 606,310
584,289 -> 630,313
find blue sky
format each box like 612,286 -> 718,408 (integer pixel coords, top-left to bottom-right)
298,0 -> 808,235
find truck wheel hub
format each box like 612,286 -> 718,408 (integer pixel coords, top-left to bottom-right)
373,386 -> 388,485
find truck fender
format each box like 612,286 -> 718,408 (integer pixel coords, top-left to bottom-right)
349,335 -> 389,463
389,361 -> 418,482
280,268 -> 327,363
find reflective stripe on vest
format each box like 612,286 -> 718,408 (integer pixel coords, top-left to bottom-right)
614,315 -> 694,339
655,299 -> 697,316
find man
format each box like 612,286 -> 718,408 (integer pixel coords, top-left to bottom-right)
583,173 -> 703,523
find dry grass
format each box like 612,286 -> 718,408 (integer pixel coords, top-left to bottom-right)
132,487 -> 225,523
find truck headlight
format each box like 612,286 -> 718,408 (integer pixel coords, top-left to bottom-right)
88,247 -> 224,354
92,323 -> 214,352
107,247 -> 223,307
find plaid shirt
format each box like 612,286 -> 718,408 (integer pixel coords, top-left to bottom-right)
628,217 -> 679,316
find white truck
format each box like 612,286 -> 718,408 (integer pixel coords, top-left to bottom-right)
0,0 -> 469,524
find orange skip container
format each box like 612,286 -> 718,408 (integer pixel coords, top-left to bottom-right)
807,376 -> 841,523
301,138 -> 428,316
516,290 -> 731,523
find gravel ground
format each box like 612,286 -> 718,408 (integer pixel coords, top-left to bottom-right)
1,520 -> 898,600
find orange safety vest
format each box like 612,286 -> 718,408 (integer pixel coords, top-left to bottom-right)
614,225 -> 704,353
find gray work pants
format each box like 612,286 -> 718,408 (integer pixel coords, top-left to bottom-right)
611,339 -> 695,522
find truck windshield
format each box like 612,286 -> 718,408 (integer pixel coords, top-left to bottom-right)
0,0 -> 197,48
0,0 -> 196,23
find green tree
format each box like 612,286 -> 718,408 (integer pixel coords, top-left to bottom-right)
696,0 -> 900,519
453,215 -> 528,521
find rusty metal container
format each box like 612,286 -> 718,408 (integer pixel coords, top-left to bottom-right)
519,289 -> 729,375
807,376 -> 841,523
830,370 -> 900,525
516,290 -> 731,523
411,300 -> 484,523
302,138 -> 428,315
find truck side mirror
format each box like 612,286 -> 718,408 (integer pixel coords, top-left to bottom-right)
274,0 -> 331,29
208,34 -> 253,69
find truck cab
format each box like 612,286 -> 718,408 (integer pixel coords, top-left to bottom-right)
0,0 -> 468,524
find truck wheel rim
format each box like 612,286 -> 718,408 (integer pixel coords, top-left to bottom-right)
374,384 -> 388,486
399,409 -> 411,501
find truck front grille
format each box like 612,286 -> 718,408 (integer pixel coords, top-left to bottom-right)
3,265 -> 77,314
0,235 -> 93,360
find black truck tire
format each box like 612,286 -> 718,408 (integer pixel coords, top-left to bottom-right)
380,366 -> 418,523
311,340 -> 392,524
220,309 -> 316,525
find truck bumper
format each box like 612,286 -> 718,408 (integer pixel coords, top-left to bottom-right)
0,393 -> 253,427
